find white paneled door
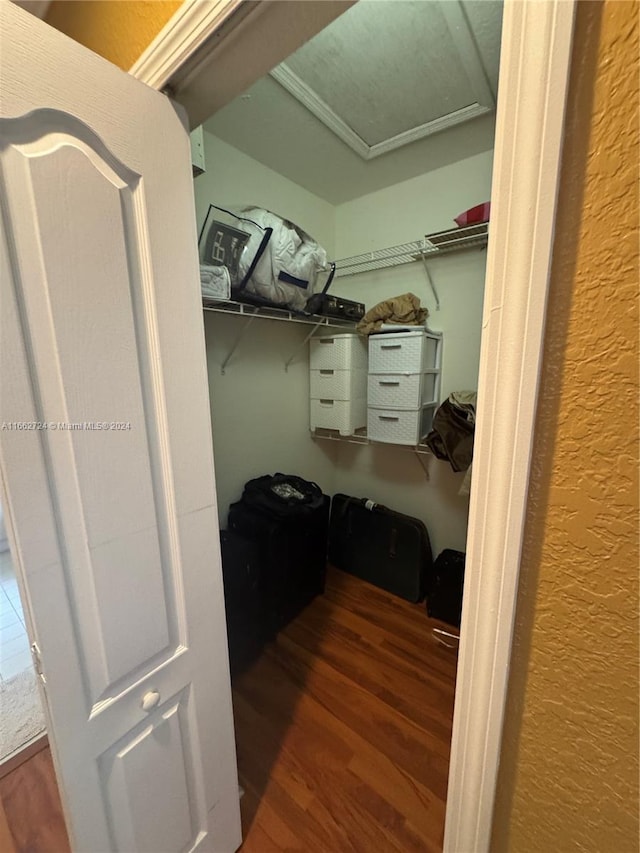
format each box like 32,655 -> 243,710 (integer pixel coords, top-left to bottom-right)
0,4 -> 241,851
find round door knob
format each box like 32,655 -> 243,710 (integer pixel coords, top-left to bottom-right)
141,690 -> 160,712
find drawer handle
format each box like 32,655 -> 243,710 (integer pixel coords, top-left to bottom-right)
319,399 -> 334,406
380,344 -> 402,350
379,415 -> 399,421
379,381 -> 400,386
319,369 -> 334,375
319,339 -> 334,344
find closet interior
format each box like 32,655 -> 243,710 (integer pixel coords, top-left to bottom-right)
194,0 -> 502,848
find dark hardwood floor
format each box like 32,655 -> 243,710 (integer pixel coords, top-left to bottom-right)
234,566 -> 458,852
0,567 -> 457,852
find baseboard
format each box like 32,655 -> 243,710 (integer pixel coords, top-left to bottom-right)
0,732 -> 48,779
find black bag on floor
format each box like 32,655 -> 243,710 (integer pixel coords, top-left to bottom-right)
328,494 -> 433,603
241,473 -> 325,519
219,530 -> 270,674
228,474 -> 329,632
427,549 -> 465,628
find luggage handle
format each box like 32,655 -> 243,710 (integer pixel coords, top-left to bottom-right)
380,343 -> 402,350
379,415 -> 399,421
320,262 -> 336,295
379,380 -> 400,386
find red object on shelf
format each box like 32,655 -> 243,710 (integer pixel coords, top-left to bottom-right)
454,202 -> 491,227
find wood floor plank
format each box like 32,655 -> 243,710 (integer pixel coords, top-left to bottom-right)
311,588 -> 458,688
271,636 -> 451,800
0,747 -> 70,853
0,800 -> 17,853
0,567 -> 456,852
235,566 -> 457,851
323,572 -> 457,680
284,608 -> 456,738
240,779 -> 307,852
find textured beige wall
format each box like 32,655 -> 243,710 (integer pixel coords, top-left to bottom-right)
45,1 -> 181,71
492,2 -> 639,851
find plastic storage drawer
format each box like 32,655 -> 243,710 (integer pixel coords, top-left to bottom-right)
310,368 -> 367,401
367,372 -> 437,410
310,397 -> 367,436
310,334 -> 368,371
368,332 -> 436,374
367,405 -> 436,446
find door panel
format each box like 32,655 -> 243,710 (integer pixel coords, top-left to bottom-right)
3,115 -> 179,703
0,4 -> 240,851
100,694 -> 200,853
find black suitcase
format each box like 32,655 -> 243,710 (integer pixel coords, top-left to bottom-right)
219,530 -> 270,674
427,549 -> 465,627
328,494 -> 433,603
228,475 -> 330,632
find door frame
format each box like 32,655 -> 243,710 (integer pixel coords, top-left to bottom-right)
131,1 -> 576,850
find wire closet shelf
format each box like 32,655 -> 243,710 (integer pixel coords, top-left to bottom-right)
334,222 -> 489,279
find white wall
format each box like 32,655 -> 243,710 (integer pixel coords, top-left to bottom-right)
333,149 -> 493,397
195,130 -> 335,252
334,150 -> 494,255
203,314 -> 339,525
328,150 -> 494,554
195,131 -> 338,523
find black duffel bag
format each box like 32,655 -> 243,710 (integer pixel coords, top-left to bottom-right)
241,473 -> 325,518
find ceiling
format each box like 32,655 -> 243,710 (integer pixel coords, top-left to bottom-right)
10,0 -> 50,19
205,0 -> 503,205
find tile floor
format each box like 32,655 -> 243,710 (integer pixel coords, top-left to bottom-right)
0,548 -> 34,681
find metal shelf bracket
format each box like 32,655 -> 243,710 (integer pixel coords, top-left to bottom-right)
220,311 -> 258,374
414,448 -> 431,480
284,321 -> 325,372
418,250 -> 440,311
203,298 -> 357,374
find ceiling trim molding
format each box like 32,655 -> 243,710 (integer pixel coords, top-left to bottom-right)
441,0 -> 497,107
270,63 -> 370,159
10,0 -> 50,19
129,0 -> 246,90
368,103 -> 492,158
271,63 -> 493,162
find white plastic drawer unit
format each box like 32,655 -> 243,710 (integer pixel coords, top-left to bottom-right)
367,372 -> 438,410
310,397 -> 367,436
367,405 -> 436,446
310,368 -> 367,401
309,333 -> 368,371
368,330 -> 438,374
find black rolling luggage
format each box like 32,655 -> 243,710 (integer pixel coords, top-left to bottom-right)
328,494 -> 433,603
219,530 -> 269,674
228,474 -> 330,632
427,549 -> 465,627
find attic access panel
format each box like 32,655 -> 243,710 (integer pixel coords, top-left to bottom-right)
271,0 -> 501,160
